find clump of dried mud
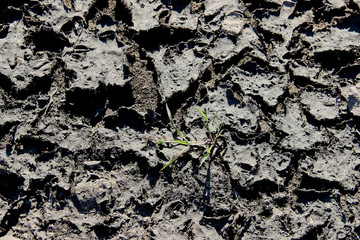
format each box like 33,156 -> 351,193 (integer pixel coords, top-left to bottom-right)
1,0 -> 360,239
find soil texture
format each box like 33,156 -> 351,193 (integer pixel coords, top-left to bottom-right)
1,0 -> 360,239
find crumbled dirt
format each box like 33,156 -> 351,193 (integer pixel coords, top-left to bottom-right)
1,0 -> 360,239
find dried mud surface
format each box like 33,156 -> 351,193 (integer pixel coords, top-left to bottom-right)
1,0 -> 360,239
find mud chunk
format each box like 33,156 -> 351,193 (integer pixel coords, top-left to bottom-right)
327,0 -> 346,8
300,148 -> 360,191
302,28 -> 360,68
290,63 -> 333,86
167,2 -> 199,30
225,143 -> 258,180
208,36 -> 237,61
243,200 -> 345,239
0,23 -> 56,95
24,0 -> 90,31
275,100 -> 328,150
300,89 -> 346,121
224,140 -> 291,190
127,0 -> 160,31
299,125 -> 360,191
222,11 -> 245,35
341,82 -> 360,117
231,66 -> 287,107
203,0 -> 239,19
186,86 -> 259,136
206,24 -> 263,64
63,33 -> 127,90
153,203 -> 222,239
149,46 -> 210,99
58,128 -> 92,152
74,178 -> 115,213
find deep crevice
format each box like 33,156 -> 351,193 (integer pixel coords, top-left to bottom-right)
25,26 -> 70,52
132,26 -> 196,50
104,107 -> 146,132
115,0 -> 133,26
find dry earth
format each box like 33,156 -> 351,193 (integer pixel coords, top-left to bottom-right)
1,0 -> 360,239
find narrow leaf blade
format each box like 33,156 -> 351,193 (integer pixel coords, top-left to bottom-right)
210,113 -> 217,124
195,108 -> 208,122
156,139 -> 165,145
216,123 -> 223,138
166,103 -> 185,140
160,146 -> 190,171
206,145 -> 211,153
172,140 -> 192,145
165,103 -> 173,123
199,152 -> 210,167
159,139 -> 185,145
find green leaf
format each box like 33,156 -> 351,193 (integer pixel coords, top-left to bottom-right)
166,103 -> 174,123
209,113 -> 217,125
167,139 -> 192,146
157,139 -> 192,146
199,145 -> 212,167
157,104 -> 224,171
200,152 -> 210,167
156,140 -> 165,145
155,144 -> 171,161
160,146 -> 190,171
166,103 -> 185,140
195,107 -> 208,123
196,107 -> 214,141
216,123 -> 223,138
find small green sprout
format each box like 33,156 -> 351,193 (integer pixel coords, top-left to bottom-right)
156,104 -> 223,171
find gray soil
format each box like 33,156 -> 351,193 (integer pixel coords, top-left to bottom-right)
1,0 -> 360,239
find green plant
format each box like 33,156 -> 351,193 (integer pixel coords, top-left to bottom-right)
156,104 -> 223,171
